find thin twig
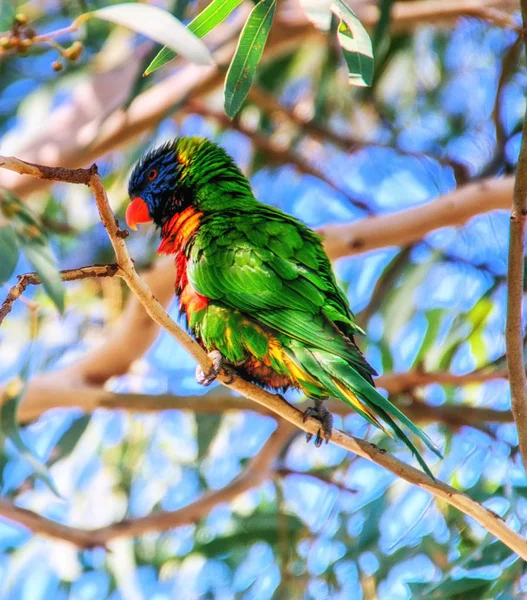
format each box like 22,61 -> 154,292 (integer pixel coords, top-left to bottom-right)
493,35 -> 522,150
0,264 -> 118,325
0,423 -> 293,548
12,385 -> 515,428
506,1 -> 527,476
247,86 -> 469,183
184,102 -> 373,214
1,155 -> 527,558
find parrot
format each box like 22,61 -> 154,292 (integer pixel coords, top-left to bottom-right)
125,136 -> 439,477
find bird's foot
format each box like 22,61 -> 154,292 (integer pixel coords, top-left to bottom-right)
196,351 -> 236,386
303,399 -> 333,448
196,350 -> 224,386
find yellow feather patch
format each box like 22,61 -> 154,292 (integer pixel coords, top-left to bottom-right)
267,339 -> 319,388
332,380 -> 393,438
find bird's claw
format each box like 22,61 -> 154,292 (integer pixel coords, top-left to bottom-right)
303,400 -> 334,448
196,350 -> 224,386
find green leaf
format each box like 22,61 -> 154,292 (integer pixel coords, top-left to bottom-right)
86,3 -> 213,67
17,235 -> 65,314
224,0 -> 276,119
0,225 -> 18,284
332,0 -> 374,86
196,414 -> 222,459
414,308 -> 443,368
47,415 -> 91,467
193,514 -> 304,557
383,255 -> 437,344
144,0 -> 244,76
0,0 -> 14,31
1,192 -> 65,313
373,0 -> 396,49
411,576 -> 491,599
1,376 -> 61,497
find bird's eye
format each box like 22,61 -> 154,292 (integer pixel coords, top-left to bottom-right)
147,168 -> 158,181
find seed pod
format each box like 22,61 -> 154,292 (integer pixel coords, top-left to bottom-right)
52,60 -> 63,72
64,41 -> 83,61
15,13 -> 28,25
0,37 -> 11,50
25,28 -> 36,39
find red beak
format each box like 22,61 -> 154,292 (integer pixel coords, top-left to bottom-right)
126,197 -> 152,230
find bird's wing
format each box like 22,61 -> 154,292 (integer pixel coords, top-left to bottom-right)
188,210 -> 440,477
187,211 -> 375,379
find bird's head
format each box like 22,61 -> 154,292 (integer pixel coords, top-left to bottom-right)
126,140 -> 185,230
126,137 -> 254,231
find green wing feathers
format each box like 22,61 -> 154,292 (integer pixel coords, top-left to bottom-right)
188,206 -> 439,476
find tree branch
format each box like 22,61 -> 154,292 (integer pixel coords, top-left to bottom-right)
184,102 -> 372,213
319,176 -> 514,259
14,373 -> 515,427
0,264 -> 118,325
1,156 -> 526,559
506,0 -> 527,475
0,422 -> 293,548
354,0 -> 520,32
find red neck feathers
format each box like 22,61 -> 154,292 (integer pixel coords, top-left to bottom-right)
157,206 -> 202,255
157,206 -> 208,315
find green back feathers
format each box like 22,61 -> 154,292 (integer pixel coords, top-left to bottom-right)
172,137 -> 439,477
175,137 -> 254,209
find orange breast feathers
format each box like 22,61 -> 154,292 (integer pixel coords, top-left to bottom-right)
160,210 -> 208,315
175,253 -> 209,315
157,206 -> 203,255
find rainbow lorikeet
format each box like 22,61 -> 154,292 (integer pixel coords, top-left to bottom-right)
126,137 -> 439,477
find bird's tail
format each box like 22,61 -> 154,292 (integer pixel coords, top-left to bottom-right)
292,347 -> 441,479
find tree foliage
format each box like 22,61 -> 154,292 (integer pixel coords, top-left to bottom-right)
0,0 -> 525,598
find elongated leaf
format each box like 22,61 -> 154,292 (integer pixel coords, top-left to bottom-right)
413,308 -> 443,368
196,414 -> 222,459
0,225 -> 18,284
87,3 -> 213,67
0,0 -> 14,31
145,0 -> 244,76
332,0 -> 373,86
17,235 -> 64,314
48,415 -> 91,467
373,0 -> 396,48
1,376 -> 61,497
1,192 -> 64,313
224,0 -> 276,119
193,514 -> 304,557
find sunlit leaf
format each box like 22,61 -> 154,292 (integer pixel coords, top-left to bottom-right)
0,0 -> 14,31
410,575 -> 492,599
0,225 -> 18,284
196,414 -> 222,459
86,3 -> 213,67
193,514 -> 304,556
1,375 -> 61,497
224,0 -> 276,119
414,308 -> 443,368
0,192 -> 64,313
332,0 -> 373,86
47,415 -> 91,467
383,255 -> 437,344
18,240 -> 65,314
144,0 -> 244,76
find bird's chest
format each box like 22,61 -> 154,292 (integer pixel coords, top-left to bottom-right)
156,207 -> 209,319
175,252 -> 209,317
